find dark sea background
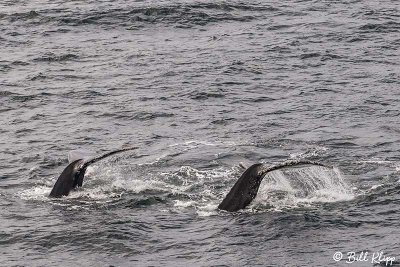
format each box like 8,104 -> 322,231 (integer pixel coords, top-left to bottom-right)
1,0 -> 399,266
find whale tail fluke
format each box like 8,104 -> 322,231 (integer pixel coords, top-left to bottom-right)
218,160 -> 332,212
75,147 -> 138,187
49,147 -> 138,198
49,159 -> 84,198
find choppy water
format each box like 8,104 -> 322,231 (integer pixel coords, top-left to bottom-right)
1,0 -> 399,266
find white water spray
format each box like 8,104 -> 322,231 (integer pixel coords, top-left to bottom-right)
253,165 -> 354,210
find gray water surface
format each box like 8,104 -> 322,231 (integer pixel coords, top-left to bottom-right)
1,0 -> 399,266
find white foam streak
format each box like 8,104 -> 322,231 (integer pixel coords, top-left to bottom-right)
168,140 -> 237,149
18,186 -> 52,201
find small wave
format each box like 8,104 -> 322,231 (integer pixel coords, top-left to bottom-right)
1,10 -> 41,22
210,118 -> 234,125
0,63 -> 12,72
33,53 -> 79,62
9,92 -> 53,103
320,53 -> 342,61
168,140 -> 237,149
300,52 -> 321,59
299,52 -> 342,61
289,146 -> 328,160
10,94 -> 36,102
267,24 -> 292,31
246,96 -> 275,103
359,160 -> 393,165
2,2 -> 276,28
357,159 -> 400,173
133,111 -> 174,121
28,72 -> 47,81
190,91 -> 225,100
358,22 -> 400,33
369,184 -> 384,191
12,60 -> 29,66
0,90 -> 16,97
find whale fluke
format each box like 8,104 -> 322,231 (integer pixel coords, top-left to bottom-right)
218,160 -> 332,212
49,147 -> 137,198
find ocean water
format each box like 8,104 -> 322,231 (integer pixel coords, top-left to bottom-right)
1,0 -> 399,266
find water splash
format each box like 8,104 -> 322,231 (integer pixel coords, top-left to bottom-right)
18,185 -> 51,201
162,165 -> 237,215
253,165 -> 354,210
18,160 -> 354,215
17,160 -> 236,216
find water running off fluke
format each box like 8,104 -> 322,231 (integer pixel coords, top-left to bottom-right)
49,147 -> 138,198
218,160 -> 353,212
253,164 -> 353,210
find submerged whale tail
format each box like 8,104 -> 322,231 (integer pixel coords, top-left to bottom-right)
218,160 -> 332,212
49,147 -> 137,198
